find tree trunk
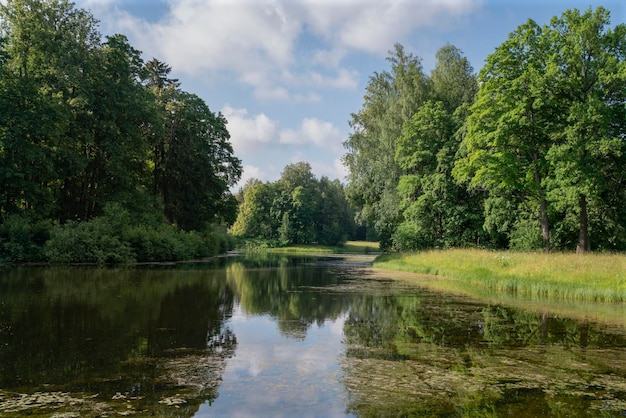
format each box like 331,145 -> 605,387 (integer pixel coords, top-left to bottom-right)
539,197 -> 551,252
576,194 -> 590,254
533,155 -> 550,252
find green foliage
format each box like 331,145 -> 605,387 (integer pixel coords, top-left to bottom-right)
0,0 -> 241,242
455,7 -> 626,252
0,215 -> 52,262
231,163 -> 355,247
343,44 -> 429,250
44,217 -> 134,265
41,203 -> 235,264
0,0 -> 241,262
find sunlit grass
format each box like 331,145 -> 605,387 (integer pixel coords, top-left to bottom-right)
263,241 -> 380,255
373,249 -> 626,302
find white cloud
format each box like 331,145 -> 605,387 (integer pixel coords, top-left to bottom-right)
310,158 -> 349,183
233,164 -> 275,191
279,118 -> 344,151
222,105 -> 279,155
82,0 -> 481,100
300,0 -> 482,54
223,106 -> 345,152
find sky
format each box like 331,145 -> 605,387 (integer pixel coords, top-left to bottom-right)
76,0 -> 626,190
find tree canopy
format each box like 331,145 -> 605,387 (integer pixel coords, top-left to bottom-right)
345,6 -> 626,252
0,0 -> 241,229
0,0 -> 242,263
231,162 -> 355,246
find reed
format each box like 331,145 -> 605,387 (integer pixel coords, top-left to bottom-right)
373,249 -> 626,303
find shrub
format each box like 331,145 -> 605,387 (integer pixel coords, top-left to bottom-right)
0,215 -> 52,263
44,217 -> 134,265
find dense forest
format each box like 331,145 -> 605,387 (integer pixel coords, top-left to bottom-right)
0,0 -> 242,263
344,6 -> 626,253
1,1 -> 625,263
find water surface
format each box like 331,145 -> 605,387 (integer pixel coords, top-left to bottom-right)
0,254 -> 625,416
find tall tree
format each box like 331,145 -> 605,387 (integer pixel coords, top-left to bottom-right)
231,163 -> 354,246
394,45 -> 481,250
430,44 -> 478,113
159,91 -> 241,230
544,7 -> 626,253
455,7 -> 626,252
454,19 -> 556,251
58,34 -> 151,220
0,0 -> 100,220
343,44 -> 429,250
143,59 -> 241,230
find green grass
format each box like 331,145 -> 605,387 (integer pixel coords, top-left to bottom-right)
258,241 -> 380,255
373,249 -> 626,303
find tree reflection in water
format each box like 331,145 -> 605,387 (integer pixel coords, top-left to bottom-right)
0,256 -> 626,417
341,274 -> 626,417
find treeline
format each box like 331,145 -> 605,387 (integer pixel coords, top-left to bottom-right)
231,162 -> 357,247
344,7 -> 626,253
0,0 -> 241,263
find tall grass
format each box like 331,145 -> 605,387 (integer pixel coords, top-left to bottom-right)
373,249 -> 626,303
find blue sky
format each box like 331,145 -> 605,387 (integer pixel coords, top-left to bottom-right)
77,0 -> 625,190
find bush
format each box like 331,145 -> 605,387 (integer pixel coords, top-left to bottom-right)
44,218 -> 134,265
4,201 -> 237,265
0,215 -> 52,263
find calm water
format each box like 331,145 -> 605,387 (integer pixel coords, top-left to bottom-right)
1,254 -> 626,417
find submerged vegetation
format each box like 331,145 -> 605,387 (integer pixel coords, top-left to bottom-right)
374,249 -> 626,302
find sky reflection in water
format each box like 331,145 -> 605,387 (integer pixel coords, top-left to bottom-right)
200,307 -> 351,417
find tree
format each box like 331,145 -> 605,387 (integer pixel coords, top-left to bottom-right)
57,34 -> 152,221
158,91 -> 241,230
230,179 -> 279,240
230,163 -> 354,246
454,19 -> 557,251
543,7 -> 626,253
0,0 -> 100,220
430,44 -> 478,113
142,58 -> 241,230
394,45 -> 482,250
455,7 -> 626,252
343,44 -> 429,250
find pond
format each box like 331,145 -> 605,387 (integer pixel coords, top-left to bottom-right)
1,254 -> 626,417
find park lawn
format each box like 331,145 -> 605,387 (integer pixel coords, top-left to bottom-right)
373,249 -> 626,303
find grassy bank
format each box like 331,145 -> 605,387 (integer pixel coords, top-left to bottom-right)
373,249 -> 626,303
241,240 -> 380,255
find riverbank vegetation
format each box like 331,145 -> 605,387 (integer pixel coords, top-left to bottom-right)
2,2 -> 626,264
0,0 -> 241,264
238,240 -> 380,255
231,162 -> 361,247
344,6 -> 626,254
374,249 -> 626,302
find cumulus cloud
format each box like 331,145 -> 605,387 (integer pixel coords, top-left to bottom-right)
299,0 -> 481,54
279,118 -> 345,152
223,106 -> 345,152
80,0 -> 481,100
222,106 -> 348,188
221,105 -> 279,155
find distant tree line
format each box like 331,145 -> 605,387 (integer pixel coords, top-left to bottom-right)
0,0 -> 242,263
344,6 -> 626,253
231,162 -> 357,247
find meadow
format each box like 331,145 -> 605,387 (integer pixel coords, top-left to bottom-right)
373,249 -> 626,303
